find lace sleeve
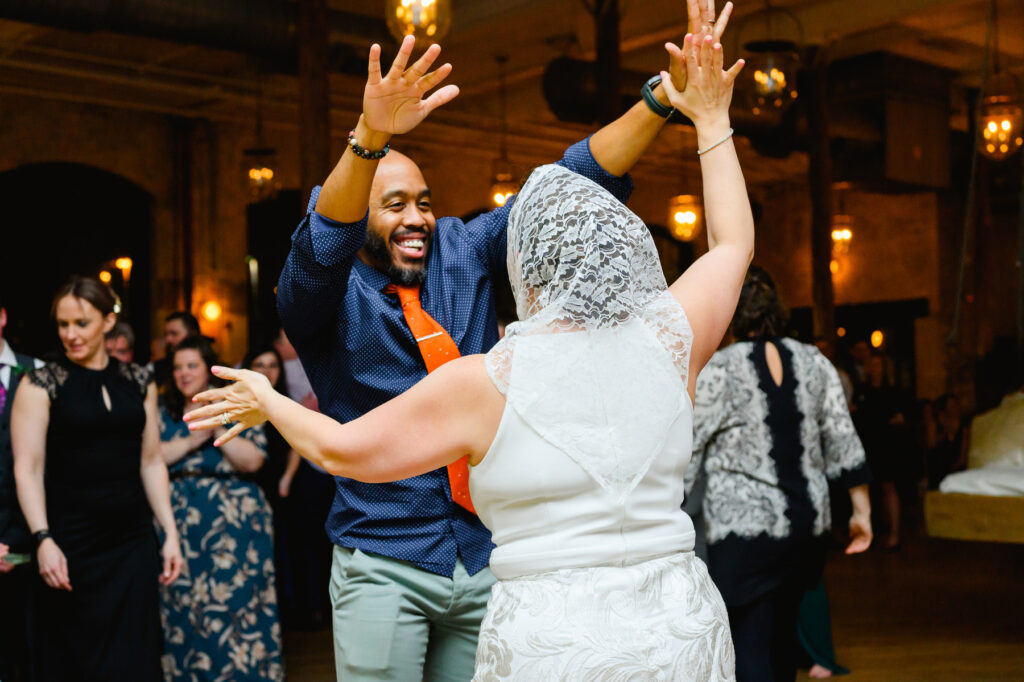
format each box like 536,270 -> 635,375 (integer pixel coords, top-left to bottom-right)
26,362 -> 68,402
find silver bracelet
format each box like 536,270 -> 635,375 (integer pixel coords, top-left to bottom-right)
697,128 -> 735,156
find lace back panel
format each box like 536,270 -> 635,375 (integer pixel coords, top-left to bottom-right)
485,165 -> 693,502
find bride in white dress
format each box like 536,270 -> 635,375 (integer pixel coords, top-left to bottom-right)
186,14 -> 753,681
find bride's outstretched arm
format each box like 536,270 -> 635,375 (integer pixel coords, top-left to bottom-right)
185,357 -> 504,483
661,33 -> 754,396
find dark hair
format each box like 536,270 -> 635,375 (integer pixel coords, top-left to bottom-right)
731,266 -> 788,340
162,336 -> 222,420
242,344 -> 289,395
51,276 -> 119,319
165,311 -> 201,336
106,321 -> 135,348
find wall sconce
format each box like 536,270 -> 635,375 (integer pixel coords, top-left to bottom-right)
386,0 -> 451,47
115,257 -> 133,285
201,300 -> 223,322
667,194 -> 703,242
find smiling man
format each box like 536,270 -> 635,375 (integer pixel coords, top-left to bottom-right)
358,151 -> 434,286
276,5 -> 721,677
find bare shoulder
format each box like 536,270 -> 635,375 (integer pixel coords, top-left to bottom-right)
435,355 -> 504,408
431,355 -> 506,464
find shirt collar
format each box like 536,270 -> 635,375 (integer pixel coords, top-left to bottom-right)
0,340 -> 15,367
353,258 -> 398,295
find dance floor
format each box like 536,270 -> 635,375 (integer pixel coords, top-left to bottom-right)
283,509 -> 1024,680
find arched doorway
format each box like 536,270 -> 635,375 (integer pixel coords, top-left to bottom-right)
0,163 -> 152,360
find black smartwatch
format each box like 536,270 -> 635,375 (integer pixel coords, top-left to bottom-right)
33,529 -> 52,548
641,75 -> 682,122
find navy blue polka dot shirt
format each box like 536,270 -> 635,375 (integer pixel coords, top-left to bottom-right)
277,137 -> 633,577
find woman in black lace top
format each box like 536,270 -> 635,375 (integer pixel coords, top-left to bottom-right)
12,276 -> 182,681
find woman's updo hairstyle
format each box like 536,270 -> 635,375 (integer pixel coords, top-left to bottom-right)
50,275 -> 120,319
731,265 -> 789,340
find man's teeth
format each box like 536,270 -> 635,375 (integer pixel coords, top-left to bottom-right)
401,240 -> 424,249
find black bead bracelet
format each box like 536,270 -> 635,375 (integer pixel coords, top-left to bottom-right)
347,130 -> 390,160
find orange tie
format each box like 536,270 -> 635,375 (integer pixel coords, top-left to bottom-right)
384,284 -> 476,514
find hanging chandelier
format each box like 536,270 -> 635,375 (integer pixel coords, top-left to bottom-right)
490,55 -> 517,208
978,0 -> 1022,161
385,0 -> 451,48
243,84 -> 278,201
738,0 -> 802,119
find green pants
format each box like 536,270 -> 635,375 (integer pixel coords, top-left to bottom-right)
330,546 -> 495,682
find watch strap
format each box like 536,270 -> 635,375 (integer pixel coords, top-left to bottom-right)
641,75 -> 679,120
33,529 -> 52,547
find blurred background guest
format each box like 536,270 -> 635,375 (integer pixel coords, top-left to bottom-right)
12,276 -> 182,681
690,267 -> 873,682
158,336 -> 283,680
244,343 -> 298,623
927,394 -> 968,490
106,320 -> 136,364
853,352 -> 908,550
150,311 -> 200,388
0,293 -> 43,682
270,326 -> 332,629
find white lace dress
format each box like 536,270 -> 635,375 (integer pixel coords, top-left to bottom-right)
469,379 -> 734,681
470,164 -> 735,681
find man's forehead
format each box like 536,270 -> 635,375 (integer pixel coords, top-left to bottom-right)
372,155 -> 428,197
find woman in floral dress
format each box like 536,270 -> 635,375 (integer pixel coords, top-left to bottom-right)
158,336 -> 283,681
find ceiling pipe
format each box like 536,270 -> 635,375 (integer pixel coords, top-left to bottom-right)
0,0 -> 390,59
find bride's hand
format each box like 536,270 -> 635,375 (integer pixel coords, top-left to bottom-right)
659,33 -> 744,129
184,366 -> 274,446
665,1 -> 734,93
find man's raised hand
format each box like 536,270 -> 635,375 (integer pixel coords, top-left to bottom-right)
364,35 -> 460,135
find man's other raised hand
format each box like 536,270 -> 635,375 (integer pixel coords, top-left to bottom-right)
364,35 -> 460,136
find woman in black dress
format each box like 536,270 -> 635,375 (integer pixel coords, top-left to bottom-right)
12,276 -> 183,681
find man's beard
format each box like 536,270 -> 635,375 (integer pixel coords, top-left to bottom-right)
364,230 -> 430,286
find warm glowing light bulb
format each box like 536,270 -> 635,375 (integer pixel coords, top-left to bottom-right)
830,259 -> 839,275
115,257 -> 133,271
988,121 -> 999,133
870,330 -> 884,348
837,327 -> 847,337
99,270 -> 112,284
201,301 -> 222,322
1002,119 -> 1012,131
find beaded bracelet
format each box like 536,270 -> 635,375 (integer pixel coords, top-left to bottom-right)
348,130 -> 390,160
697,128 -> 735,156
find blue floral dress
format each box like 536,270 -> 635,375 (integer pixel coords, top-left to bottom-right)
158,409 -> 284,681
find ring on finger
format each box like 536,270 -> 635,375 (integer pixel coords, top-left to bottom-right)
220,412 -> 231,426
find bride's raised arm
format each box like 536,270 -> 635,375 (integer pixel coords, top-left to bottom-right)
661,31 -> 754,396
